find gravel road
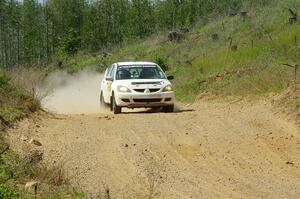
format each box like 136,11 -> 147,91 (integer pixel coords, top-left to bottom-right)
8,99 -> 300,199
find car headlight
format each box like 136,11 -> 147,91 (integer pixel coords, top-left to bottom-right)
117,85 -> 131,93
163,85 -> 173,92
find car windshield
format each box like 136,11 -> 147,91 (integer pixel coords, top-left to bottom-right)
116,65 -> 166,80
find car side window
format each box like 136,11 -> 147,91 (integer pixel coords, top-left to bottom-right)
106,65 -> 113,77
108,65 -> 116,78
104,68 -> 109,77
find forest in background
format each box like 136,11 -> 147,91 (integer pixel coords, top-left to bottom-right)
0,0 -> 271,69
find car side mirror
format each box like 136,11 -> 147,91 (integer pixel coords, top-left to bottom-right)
105,77 -> 114,82
167,75 -> 174,80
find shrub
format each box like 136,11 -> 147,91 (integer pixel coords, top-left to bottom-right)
296,99 -> 300,107
0,184 -> 20,199
0,69 -> 40,125
155,56 -> 168,71
60,30 -> 81,56
0,71 -> 10,86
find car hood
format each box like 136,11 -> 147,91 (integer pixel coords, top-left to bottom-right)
115,79 -> 171,89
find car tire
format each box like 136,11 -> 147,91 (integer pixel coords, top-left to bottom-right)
162,105 -> 174,113
112,94 -> 122,114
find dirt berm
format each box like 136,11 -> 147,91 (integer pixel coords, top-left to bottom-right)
7,98 -> 300,199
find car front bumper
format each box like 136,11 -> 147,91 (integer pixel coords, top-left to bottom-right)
115,91 -> 174,108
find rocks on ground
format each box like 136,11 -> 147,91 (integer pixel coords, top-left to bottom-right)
27,149 -> 43,164
25,180 -> 39,194
29,138 -> 42,146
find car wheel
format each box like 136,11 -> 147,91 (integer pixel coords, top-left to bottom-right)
162,105 -> 174,113
110,96 -> 113,111
112,94 -> 122,114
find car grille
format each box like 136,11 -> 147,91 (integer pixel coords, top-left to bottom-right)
121,99 -> 130,103
149,89 -> 160,92
134,89 -> 145,93
134,88 -> 160,93
131,82 -> 161,85
133,99 -> 162,103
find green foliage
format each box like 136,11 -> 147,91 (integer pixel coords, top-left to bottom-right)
0,69 -> 40,124
22,0 -> 43,65
0,142 -> 87,199
60,31 -> 81,56
63,54 -> 105,73
269,83 -> 288,93
154,56 -> 168,72
129,0 -> 155,38
0,150 -> 33,181
0,184 -> 20,199
1,0 -> 274,68
0,71 -> 10,85
0,147 -> 30,199
296,99 -> 300,107
0,107 -> 25,124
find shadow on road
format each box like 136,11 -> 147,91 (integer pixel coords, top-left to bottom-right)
174,109 -> 195,113
121,107 -> 195,114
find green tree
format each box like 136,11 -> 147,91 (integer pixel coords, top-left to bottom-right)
22,0 -> 43,65
59,29 -> 81,56
0,0 -> 273,69
129,0 -> 155,37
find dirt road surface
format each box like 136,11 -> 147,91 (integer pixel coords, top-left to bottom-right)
8,99 -> 300,199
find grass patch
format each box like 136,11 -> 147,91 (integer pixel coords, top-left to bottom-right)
58,53 -> 107,74
0,70 -> 40,126
0,184 -> 20,199
0,138 -> 86,199
296,99 -> 300,107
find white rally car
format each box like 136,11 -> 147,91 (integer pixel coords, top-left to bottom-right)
100,62 -> 175,114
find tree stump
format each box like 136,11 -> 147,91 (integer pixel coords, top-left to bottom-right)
180,28 -> 189,33
212,33 -> 219,41
289,9 -> 298,24
231,45 -> 238,51
283,63 -> 299,83
240,11 -> 248,21
168,31 -> 184,42
102,51 -> 112,57
229,13 -> 237,17
58,61 -> 63,69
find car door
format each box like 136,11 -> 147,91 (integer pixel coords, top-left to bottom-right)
101,66 -> 111,103
101,68 -> 108,97
103,64 -> 116,103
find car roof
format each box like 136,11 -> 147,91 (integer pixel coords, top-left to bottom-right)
115,61 -> 157,66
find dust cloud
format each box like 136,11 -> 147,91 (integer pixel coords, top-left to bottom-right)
40,70 -> 104,114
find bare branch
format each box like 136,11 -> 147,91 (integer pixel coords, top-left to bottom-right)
283,63 -> 297,68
